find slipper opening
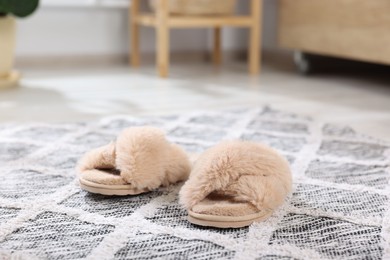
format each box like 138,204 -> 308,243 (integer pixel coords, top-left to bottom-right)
191,192 -> 259,217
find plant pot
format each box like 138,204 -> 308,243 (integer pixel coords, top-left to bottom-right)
0,15 -> 19,88
149,0 -> 237,16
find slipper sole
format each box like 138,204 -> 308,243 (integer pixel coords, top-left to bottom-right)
79,178 -> 148,196
187,209 -> 273,228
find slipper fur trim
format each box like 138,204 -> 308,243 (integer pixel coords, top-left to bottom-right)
77,126 -> 191,191
179,141 -> 292,213
115,127 -> 191,190
78,142 -> 116,173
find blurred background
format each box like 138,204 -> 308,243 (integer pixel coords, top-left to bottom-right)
0,0 -> 389,141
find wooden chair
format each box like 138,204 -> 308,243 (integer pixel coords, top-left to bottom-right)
130,0 -> 263,77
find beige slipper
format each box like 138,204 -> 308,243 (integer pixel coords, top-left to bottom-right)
179,140 -> 292,228
77,127 -> 191,196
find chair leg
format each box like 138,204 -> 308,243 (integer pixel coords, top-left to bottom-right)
213,27 -> 222,65
156,0 -> 170,78
249,0 -> 262,74
130,0 -> 140,67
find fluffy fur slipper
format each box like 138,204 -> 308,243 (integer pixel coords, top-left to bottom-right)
78,127 -> 191,196
179,140 -> 292,228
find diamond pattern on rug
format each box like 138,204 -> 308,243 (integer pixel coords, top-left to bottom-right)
6,126 -> 72,143
0,106 -> 389,260
241,132 -> 306,152
61,190 -> 163,218
114,233 -> 235,260
269,214 -> 383,260
0,169 -> 73,199
322,124 -> 357,138
291,184 -> 388,218
258,107 -> 311,121
189,115 -> 237,127
317,140 -> 389,161
248,119 -> 308,134
256,256 -> 299,260
69,131 -> 116,150
99,118 -> 166,131
0,211 -> 114,259
306,160 -> 390,189
0,142 -> 39,162
32,146 -> 85,170
170,126 -> 226,142
0,208 -> 20,224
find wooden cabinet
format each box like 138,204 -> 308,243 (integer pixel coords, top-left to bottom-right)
130,0 -> 263,77
278,0 -> 390,65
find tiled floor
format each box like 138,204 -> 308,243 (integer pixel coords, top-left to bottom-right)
1,60 -> 390,141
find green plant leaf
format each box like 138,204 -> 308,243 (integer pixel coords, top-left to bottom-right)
0,0 -> 10,15
9,0 -> 39,17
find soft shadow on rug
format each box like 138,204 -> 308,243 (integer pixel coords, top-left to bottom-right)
0,107 -> 389,260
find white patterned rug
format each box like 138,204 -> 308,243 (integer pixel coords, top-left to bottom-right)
0,107 -> 389,260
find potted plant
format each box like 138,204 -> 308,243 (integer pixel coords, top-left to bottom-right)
0,0 -> 39,88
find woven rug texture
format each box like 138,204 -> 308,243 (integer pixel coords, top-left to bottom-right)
0,107 -> 389,260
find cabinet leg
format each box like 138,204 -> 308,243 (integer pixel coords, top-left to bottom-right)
213,27 -> 222,65
130,0 -> 140,67
156,0 -> 169,78
249,0 -> 262,74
